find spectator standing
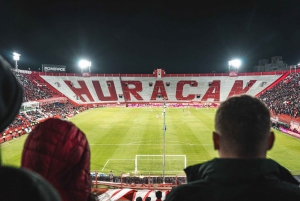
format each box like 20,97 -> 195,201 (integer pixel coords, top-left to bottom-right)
166,95 -> 300,201
155,191 -> 162,201
109,170 -> 114,182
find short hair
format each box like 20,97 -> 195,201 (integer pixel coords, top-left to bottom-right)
136,197 -> 142,201
215,95 -> 271,156
156,191 -> 162,198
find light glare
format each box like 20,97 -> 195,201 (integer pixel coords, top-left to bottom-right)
78,60 -> 91,69
228,59 -> 241,68
13,52 -> 20,61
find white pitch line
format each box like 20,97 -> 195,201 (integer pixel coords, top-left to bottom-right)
101,158 -> 135,171
101,159 -> 110,171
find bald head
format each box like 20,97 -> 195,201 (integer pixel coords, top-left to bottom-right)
214,95 -> 274,158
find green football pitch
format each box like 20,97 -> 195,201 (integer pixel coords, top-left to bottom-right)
2,107 -> 300,176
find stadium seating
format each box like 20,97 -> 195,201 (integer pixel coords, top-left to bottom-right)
259,72 -> 300,118
13,71 -> 59,102
39,74 -> 282,103
4,69 -> 300,144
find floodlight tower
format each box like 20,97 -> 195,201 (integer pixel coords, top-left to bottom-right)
228,59 -> 241,76
228,59 -> 241,70
13,52 -> 20,70
78,59 -> 91,73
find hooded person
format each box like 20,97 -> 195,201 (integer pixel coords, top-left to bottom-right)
0,55 -> 23,133
21,118 -> 92,201
0,55 -> 61,201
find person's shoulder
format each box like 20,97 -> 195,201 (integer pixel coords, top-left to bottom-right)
0,166 -> 61,201
165,180 -> 300,201
273,181 -> 300,198
165,181 -> 209,201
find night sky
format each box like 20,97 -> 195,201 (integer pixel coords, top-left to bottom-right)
1,0 -> 300,74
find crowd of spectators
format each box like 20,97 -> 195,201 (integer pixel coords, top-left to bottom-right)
272,121 -> 290,130
7,113 -> 30,129
1,70 -> 89,143
26,110 -> 46,120
41,102 -> 88,118
13,71 -> 59,102
272,120 -> 300,135
0,101 -> 88,141
91,174 -> 186,185
259,72 -> 300,118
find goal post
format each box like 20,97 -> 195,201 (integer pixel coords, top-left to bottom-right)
135,155 -> 186,174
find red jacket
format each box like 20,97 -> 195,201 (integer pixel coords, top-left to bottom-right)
22,118 -> 90,201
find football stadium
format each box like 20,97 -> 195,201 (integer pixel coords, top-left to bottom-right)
1,64 -> 300,199
2,1 -> 300,200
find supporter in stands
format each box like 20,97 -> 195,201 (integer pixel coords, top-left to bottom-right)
21,118 -> 96,201
165,95 -> 300,201
136,197 -> 142,201
109,170 -> 114,182
155,191 -> 163,201
0,55 -> 61,201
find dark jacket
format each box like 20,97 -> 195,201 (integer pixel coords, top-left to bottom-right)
0,166 -> 61,201
166,158 -> 300,201
22,118 -> 91,201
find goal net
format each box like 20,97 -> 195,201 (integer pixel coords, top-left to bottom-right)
134,155 -> 186,174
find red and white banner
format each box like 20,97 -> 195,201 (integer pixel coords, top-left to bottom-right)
98,189 -> 135,201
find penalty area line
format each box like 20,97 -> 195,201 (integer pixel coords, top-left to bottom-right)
101,158 -> 135,171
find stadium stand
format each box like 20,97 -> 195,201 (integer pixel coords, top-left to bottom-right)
259,72 -> 300,117
2,69 -> 296,144
258,71 -> 300,134
39,73 -> 283,103
13,71 -> 59,102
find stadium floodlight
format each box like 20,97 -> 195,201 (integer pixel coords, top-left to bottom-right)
79,59 -> 91,73
228,59 -> 241,69
13,52 -> 20,70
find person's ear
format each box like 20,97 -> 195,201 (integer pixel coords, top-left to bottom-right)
267,131 -> 275,150
213,132 -> 220,150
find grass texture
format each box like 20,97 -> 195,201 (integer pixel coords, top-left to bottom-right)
2,107 -> 300,176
